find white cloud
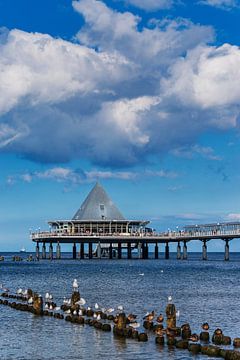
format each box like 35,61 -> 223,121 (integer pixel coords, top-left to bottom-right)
124,0 -> 174,11
172,144 -> 222,160
0,0 -> 240,168
7,167 -> 180,185
226,213 -> 240,221
200,0 -> 240,9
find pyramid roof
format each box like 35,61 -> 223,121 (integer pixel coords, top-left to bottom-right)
72,183 -> 125,221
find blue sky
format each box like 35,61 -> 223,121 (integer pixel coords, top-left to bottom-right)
1,0 -> 240,251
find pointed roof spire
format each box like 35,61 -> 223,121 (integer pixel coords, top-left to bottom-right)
72,183 -> 125,221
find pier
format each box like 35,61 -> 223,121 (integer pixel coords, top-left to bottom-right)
31,183 -> 240,261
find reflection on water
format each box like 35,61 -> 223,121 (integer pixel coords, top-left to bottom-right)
0,252 -> 240,359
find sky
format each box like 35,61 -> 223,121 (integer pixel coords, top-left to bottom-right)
1,0 -> 240,251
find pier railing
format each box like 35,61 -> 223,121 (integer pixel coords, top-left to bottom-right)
31,228 -> 240,241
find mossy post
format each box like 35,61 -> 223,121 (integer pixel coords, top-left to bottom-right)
166,303 -> 176,329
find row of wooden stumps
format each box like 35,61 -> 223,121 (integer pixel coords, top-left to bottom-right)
36,239 -> 231,261
1,290 -> 240,359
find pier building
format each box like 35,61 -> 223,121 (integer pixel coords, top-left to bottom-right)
31,183 -> 240,261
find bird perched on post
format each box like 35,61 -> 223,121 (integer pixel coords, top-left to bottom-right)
73,279 -> 78,292
143,310 -> 155,321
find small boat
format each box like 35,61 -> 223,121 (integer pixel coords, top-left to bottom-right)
20,247 -> 26,253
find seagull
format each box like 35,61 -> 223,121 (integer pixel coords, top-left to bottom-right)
73,279 -> 78,291
49,304 -> 53,310
107,308 -> 114,313
28,297 -> 33,304
95,303 -> 99,310
17,288 -> 22,295
139,273 -> 144,276
176,310 -> 180,319
93,313 -> 97,318
117,305 -> 124,311
96,314 -> 101,321
45,292 -> 50,300
168,296 -> 172,303
129,322 -> 140,329
65,309 -> 71,314
76,298 -> 86,306
0,284 -> 9,292
79,309 -> 83,316
49,294 -> 53,301
160,270 -> 164,273
45,304 -> 49,309
143,310 -> 155,322
55,307 -> 60,311
73,310 -> 77,316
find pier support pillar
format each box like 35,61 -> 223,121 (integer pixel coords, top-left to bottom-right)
127,242 -> 132,259
80,243 -> 84,259
109,243 -> 113,259
155,243 -> 159,259
225,240 -> 229,261
97,242 -> 101,258
56,242 -> 61,259
36,242 -> 40,261
88,243 -> 93,259
118,242 -> 122,259
145,243 -> 149,259
42,243 -> 46,259
72,243 -> 77,260
202,240 -> 207,261
49,243 -> 53,260
165,243 -> 169,260
177,242 -> 181,260
183,241 -> 188,260
138,243 -> 142,259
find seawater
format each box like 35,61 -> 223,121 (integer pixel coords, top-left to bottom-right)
1,252 -> 240,360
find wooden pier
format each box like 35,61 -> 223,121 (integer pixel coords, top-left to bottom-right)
31,183 -> 240,261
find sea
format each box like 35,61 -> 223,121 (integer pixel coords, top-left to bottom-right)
1,252 -> 240,360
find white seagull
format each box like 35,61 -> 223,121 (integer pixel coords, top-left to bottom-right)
73,279 -> 78,291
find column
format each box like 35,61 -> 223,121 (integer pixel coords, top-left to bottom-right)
225,240 -> 229,261
145,243 -> 149,259
202,240 -> 207,261
142,242 -> 146,259
109,243 -> 113,259
183,241 -> 188,260
88,242 -> 93,259
118,242 -> 122,259
155,243 -> 159,259
80,243 -> 85,259
42,243 -> 46,259
127,242 -> 132,259
49,243 -> 53,260
56,242 -> 61,259
138,243 -> 142,259
165,242 -> 169,259
177,242 -> 181,260
97,242 -> 101,258
73,243 -> 77,260
36,242 -> 40,260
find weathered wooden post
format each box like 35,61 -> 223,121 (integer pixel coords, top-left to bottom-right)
165,303 -> 176,329
33,294 -> 43,315
71,279 -> 80,306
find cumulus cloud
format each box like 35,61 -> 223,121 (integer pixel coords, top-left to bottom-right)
172,144 -> 222,160
0,0 -> 240,168
200,0 -> 240,10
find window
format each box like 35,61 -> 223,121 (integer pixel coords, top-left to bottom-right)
100,204 -> 105,211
